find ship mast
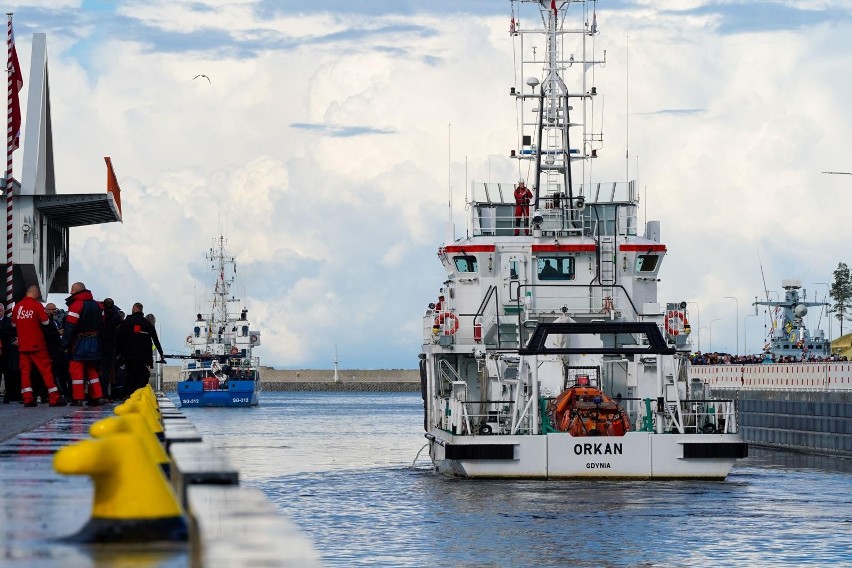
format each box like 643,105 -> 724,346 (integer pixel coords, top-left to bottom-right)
207,235 -> 238,328
515,0 -> 603,219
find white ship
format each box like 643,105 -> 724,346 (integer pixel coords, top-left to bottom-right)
419,0 -> 748,479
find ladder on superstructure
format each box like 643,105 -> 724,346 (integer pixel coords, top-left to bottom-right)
599,235 -> 615,315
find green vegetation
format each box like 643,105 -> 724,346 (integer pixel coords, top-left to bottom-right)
830,262 -> 852,336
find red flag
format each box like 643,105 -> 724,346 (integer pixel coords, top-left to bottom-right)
551,0 -> 558,17
8,23 -> 22,151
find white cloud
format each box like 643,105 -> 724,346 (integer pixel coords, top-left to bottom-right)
13,1 -> 852,365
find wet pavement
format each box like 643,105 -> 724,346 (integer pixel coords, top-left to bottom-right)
0,403 -> 188,567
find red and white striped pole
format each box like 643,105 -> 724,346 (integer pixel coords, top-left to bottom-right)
5,13 -> 13,311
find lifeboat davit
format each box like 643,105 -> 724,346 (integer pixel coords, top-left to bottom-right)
548,378 -> 630,436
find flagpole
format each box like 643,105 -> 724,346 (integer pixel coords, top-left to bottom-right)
5,13 -> 13,310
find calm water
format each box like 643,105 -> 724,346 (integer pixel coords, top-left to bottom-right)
176,391 -> 852,567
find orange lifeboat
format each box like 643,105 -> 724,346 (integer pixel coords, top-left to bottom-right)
547,378 -> 630,436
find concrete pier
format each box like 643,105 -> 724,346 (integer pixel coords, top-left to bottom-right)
0,397 -> 320,566
714,388 -> 852,457
162,366 -> 420,392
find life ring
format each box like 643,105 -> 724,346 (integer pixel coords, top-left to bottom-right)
434,312 -> 459,335
186,335 -> 192,345
230,346 -> 239,355
250,335 -> 258,344
664,312 -> 689,336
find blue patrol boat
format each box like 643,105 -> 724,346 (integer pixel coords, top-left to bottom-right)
176,236 -> 262,407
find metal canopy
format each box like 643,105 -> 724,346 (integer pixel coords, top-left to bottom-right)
34,193 -> 121,227
519,321 -> 676,355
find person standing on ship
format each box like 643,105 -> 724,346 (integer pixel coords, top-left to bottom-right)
514,179 -> 533,236
62,282 -> 106,406
12,285 -> 66,407
116,303 -> 164,394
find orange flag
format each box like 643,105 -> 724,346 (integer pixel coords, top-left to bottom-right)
104,157 -> 123,217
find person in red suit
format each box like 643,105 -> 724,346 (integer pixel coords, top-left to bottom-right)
12,285 -> 66,407
62,282 -> 106,406
514,179 -> 533,235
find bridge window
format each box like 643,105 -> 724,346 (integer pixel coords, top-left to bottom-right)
636,254 -> 659,272
537,256 -> 575,280
453,255 -> 478,273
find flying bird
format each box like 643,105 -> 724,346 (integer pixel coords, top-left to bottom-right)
193,74 -> 211,84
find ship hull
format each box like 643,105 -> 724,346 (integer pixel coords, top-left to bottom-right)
428,431 -> 747,479
177,379 -> 261,408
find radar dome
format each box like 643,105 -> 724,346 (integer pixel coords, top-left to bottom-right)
794,304 -> 808,317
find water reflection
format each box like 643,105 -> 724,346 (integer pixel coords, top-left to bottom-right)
182,392 -> 852,567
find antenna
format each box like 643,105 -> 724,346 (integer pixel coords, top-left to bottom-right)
465,156 -> 469,238
625,35 -> 629,184
448,123 -> 452,224
445,124 -> 454,243
757,245 -> 770,304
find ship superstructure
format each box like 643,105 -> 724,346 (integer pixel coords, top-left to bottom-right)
419,0 -> 747,478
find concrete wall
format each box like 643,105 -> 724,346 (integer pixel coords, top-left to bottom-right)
713,388 -> 852,457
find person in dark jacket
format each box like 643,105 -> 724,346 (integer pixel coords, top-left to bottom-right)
44,302 -> 71,399
0,303 -> 21,403
100,298 -> 122,400
62,282 -> 106,406
116,303 -> 164,394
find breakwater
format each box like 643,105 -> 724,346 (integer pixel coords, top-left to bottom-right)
160,367 -> 420,392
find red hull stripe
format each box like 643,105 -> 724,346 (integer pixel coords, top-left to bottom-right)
442,245 -> 496,253
531,244 -> 596,252
619,244 -> 667,252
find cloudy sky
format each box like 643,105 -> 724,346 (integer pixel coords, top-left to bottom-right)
7,0 -> 852,367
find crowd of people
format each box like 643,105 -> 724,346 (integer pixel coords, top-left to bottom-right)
689,351 -> 849,365
0,281 -> 165,408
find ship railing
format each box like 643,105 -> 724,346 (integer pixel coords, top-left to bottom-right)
437,359 -> 463,397
540,396 -> 738,435
672,398 -> 738,434
511,283 -> 656,346
515,282 -> 644,321
470,181 -> 636,205
469,181 -> 638,238
453,400 -> 526,435
471,202 -> 586,237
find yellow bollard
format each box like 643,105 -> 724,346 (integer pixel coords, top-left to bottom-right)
53,433 -> 187,542
115,399 -> 164,441
90,414 -> 171,477
130,388 -> 161,420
